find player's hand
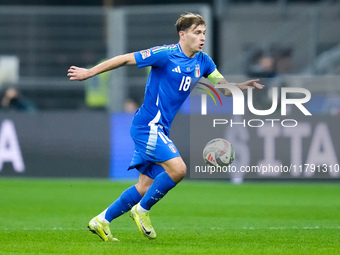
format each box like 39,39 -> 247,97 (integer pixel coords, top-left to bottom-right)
238,79 -> 264,91
67,66 -> 91,81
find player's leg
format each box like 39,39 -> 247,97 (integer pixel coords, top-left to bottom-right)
88,173 -> 152,241
98,173 -> 152,222
130,171 -> 160,239
129,124 -> 185,239
131,157 -> 186,239
158,156 -> 187,183
135,172 -> 154,196
139,156 -> 185,210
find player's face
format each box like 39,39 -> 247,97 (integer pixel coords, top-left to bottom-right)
182,24 -> 206,57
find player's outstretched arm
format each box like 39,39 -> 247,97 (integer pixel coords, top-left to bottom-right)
218,78 -> 264,97
67,53 -> 136,81
207,69 -> 264,97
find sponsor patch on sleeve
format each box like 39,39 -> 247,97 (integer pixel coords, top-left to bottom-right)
140,49 -> 151,59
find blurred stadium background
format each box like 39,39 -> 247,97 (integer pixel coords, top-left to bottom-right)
1,1 -> 340,254
0,0 -> 339,180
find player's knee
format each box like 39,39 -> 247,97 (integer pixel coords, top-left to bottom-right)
135,182 -> 152,196
160,157 -> 187,183
172,163 -> 187,181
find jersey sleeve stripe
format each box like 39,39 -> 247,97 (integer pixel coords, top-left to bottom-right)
152,45 -> 179,54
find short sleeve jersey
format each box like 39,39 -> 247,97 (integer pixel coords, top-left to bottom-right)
133,43 -> 216,133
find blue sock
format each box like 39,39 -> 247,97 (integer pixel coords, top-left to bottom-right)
140,171 -> 177,210
105,185 -> 142,222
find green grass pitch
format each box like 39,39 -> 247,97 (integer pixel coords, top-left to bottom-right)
0,178 -> 339,255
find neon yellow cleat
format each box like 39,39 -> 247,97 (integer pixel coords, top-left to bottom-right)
130,205 -> 156,239
88,217 -> 119,242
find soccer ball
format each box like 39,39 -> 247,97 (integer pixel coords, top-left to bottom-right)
203,138 -> 235,167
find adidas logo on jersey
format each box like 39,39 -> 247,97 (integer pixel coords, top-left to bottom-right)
172,66 -> 181,73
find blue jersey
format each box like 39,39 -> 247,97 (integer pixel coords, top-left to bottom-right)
133,43 -> 216,133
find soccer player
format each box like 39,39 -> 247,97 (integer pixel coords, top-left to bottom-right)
67,13 -> 264,241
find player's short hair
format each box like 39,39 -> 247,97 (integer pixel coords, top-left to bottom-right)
175,13 -> 206,33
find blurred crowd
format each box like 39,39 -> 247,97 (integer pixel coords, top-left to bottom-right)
0,87 -> 36,112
